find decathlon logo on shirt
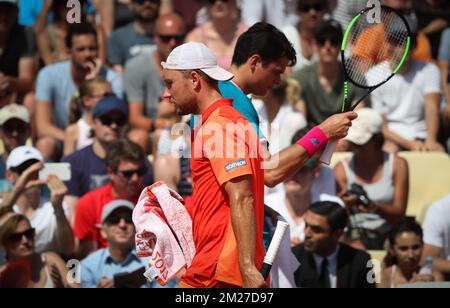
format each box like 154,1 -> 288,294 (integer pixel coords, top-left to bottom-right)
225,160 -> 247,172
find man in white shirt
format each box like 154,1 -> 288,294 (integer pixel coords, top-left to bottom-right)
422,194 -> 450,277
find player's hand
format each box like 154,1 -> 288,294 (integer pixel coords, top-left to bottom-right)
241,266 -> 267,289
319,112 -> 358,141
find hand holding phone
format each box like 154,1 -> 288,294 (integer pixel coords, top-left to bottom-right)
39,163 -> 72,182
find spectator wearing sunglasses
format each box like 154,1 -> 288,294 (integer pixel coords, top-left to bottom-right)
0,104 -> 31,193
124,13 -> 186,135
0,213 -> 80,288
80,200 -> 160,288
107,0 -> 162,73
0,146 -> 74,257
282,0 -> 328,73
73,139 -> 149,259
293,20 -> 368,127
185,0 -> 248,70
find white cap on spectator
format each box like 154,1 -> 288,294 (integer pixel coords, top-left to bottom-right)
345,108 -> 383,146
101,200 -> 134,224
0,104 -> 30,126
161,42 -> 234,81
6,146 -> 43,170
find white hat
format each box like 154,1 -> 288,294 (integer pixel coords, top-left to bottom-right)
161,42 -> 234,82
0,104 -> 30,126
345,108 -> 383,146
6,146 -> 44,171
101,200 -> 134,224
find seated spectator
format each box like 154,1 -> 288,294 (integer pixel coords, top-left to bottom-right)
63,77 -> 113,157
282,0 -> 327,73
0,146 -> 74,256
240,0 -> 299,29
438,28 -> 450,152
0,0 -> 37,103
62,96 -> 153,219
292,201 -> 375,288
335,108 -> 409,250
0,213 -> 79,288
73,139 -> 148,258
0,104 -> 31,193
186,0 -> 248,69
124,13 -> 185,133
422,194 -> 450,279
106,0 -> 161,73
80,200 -> 170,288
379,220 -> 443,288
35,23 -> 123,161
293,20 -> 368,127
367,34 -> 445,153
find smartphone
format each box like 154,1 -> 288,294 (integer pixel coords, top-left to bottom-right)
39,163 -> 72,181
113,267 -> 147,288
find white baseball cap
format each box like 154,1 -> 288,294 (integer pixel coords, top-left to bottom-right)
345,108 -> 383,146
6,146 -> 44,171
161,42 -> 234,81
0,104 -> 30,126
101,200 -> 135,224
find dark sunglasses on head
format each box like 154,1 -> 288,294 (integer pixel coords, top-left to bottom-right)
158,34 -> 185,44
135,0 -> 161,5
100,115 -> 127,127
7,228 -> 35,243
317,36 -> 340,47
118,167 -> 147,179
105,215 -> 133,225
299,3 -> 325,12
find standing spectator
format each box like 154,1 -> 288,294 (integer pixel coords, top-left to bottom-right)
422,194 -> 450,278
282,0 -> 328,72
240,0 -> 299,29
379,220 -> 442,288
35,23 -> 123,161
0,213 -> 79,288
186,0 -> 248,69
63,77 -> 113,157
1,146 -> 74,256
293,201 -> 375,288
106,0 -> 161,73
0,0 -> 37,103
0,104 -> 31,193
80,200 -> 162,288
124,13 -> 185,132
335,108 -> 409,250
367,35 -> 445,153
73,139 -> 147,258
293,20 -> 368,127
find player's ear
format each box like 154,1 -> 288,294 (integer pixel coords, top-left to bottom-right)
248,54 -> 262,72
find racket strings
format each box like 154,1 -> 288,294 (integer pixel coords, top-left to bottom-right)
344,8 -> 409,88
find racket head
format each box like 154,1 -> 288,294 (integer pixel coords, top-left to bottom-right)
341,5 -> 412,102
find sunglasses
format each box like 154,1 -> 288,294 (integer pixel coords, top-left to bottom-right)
299,3 -> 325,12
317,36 -> 340,47
118,167 -> 147,179
2,121 -> 28,134
135,0 -> 160,5
100,115 -> 127,127
157,34 -> 185,44
10,159 -> 40,176
105,215 -> 133,225
7,228 -> 35,243
89,92 -> 115,99
207,0 -> 229,5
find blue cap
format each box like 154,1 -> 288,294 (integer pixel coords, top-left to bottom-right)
92,95 -> 128,119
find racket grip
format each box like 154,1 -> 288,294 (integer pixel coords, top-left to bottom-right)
260,221 -> 289,280
320,141 -> 338,165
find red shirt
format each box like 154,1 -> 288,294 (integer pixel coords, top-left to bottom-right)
182,99 -> 265,288
73,183 -> 138,248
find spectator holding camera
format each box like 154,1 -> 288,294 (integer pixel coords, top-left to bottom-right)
335,108 -> 409,250
0,146 -> 74,256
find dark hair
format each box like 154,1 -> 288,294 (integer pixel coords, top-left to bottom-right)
310,201 -> 348,232
291,126 -> 314,146
232,22 -> 297,67
106,139 -> 146,173
65,23 -> 98,49
384,219 -> 424,267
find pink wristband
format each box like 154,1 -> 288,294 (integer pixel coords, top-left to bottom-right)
296,127 -> 329,157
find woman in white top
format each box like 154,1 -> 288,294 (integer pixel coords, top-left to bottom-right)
63,77 -> 113,157
0,213 -> 79,288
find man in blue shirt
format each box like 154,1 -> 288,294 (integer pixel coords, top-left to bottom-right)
80,199 -> 175,288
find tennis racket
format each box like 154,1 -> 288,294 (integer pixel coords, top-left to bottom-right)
320,4 -> 412,165
260,221 -> 289,280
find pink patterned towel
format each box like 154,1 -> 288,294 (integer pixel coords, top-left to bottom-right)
133,182 -> 196,286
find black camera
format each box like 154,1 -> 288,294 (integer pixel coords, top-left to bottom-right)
344,183 -> 371,209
